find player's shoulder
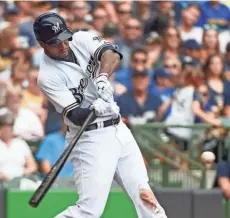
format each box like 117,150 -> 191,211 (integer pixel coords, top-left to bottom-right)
37,54 -> 63,87
72,30 -> 100,43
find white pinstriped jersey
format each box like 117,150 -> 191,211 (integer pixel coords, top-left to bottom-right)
37,31 -> 120,129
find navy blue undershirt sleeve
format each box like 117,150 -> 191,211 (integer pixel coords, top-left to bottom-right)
66,107 -> 92,126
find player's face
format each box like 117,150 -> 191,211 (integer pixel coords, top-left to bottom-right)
41,40 -> 69,59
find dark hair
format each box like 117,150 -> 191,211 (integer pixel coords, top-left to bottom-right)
203,53 -> 224,79
184,3 -> 201,13
116,1 -> 131,12
131,48 -> 147,60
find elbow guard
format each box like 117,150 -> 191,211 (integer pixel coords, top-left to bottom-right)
65,107 -> 93,126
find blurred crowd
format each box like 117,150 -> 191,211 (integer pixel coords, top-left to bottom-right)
1,0 -> 230,193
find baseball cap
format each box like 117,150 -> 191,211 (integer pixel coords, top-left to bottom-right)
0,107 -> 14,126
4,6 -> 19,16
131,69 -> 149,77
183,39 -> 201,50
181,56 -> 198,66
154,68 -> 173,79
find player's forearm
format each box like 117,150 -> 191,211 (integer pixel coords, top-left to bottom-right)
99,50 -> 120,76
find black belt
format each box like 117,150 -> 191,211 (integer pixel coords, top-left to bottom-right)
85,116 -> 120,132
67,116 -> 120,132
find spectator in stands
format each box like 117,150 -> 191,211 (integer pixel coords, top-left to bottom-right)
163,57 -> 182,78
178,3 -> 202,43
0,107 -> 37,182
151,68 -> 174,103
96,2 -> 118,25
70,1 -> 92,32
159,68 -> 221,151
5,86 -> 44,141
216,160 -> 230,199
92,7 -> 108,36
181,55 -> 202,76
8,64 -> 29,89
196,0 -> 230,31
116,2 -> 132,27
115,48 -> 152,90
201,25 -> 220,63
224,42 -> 230,76
219,29 -> 230,54
116,17 -> 143,69
102,23 -> 118,44
36,120 -> 73,178
135,1 -> 152,25
204,53 -> 230,111
117,69 -> 162,126
0,24 -> 24,57
144,1 -> 174,36
159,27 -> 182,65
3,5 -> 21,25
21,67 -> 47,125
145,32 -> 163,69
195,83 -> 217,123
182,39 -> 202,63
15,1 -> 33,23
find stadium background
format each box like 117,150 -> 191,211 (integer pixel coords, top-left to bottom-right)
0,1 -> 230,217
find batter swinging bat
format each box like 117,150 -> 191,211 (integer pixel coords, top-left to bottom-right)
29,110 -> 96,207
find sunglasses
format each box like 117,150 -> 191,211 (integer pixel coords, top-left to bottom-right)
126,25 -> 141,30
93,15 -> 106,19
166,33 -> 179,37
203,24 -> 219,31
118,10 -> 132,14
133,58 -> 147,63
73,6 -> 88,10
164,64 -> 178,69
200,92 -> 209,97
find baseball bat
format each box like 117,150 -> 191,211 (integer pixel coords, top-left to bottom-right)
29,110 -> 96,207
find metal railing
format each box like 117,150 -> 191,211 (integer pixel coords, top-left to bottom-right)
131,122 -> 230,189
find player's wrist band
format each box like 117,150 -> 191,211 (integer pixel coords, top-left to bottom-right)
97,73 -> 108,78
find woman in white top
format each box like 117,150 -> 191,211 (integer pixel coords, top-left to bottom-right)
0,107 -> 37,182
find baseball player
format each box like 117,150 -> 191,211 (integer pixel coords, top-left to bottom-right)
34,12 -> 168,218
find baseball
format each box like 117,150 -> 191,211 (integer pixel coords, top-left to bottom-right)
201,151 -> 216,163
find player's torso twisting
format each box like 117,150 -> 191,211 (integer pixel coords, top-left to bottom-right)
38,31 -> 117,128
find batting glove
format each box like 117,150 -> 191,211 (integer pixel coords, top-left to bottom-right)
90,98 -> 119,118
95,73 -> 114,102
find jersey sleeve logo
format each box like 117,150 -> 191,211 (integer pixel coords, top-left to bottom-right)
52,22 -> 60,33
93,36 -> 102,42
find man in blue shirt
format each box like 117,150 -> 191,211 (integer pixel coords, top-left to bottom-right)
151,68 -> 174,103
115,47 -> 153,90
36,120 -> 73,178
196,0 -> 230,31
117,69 -> 162,126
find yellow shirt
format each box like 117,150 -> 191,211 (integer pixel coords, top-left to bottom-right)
21,90 -> 44,109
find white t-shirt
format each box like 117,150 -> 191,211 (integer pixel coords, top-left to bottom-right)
180,27 -> 203,44
0,138 -> 32,180
13,108 -> 44,140
219,30 -> 230,54
165,86 -> 195,140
